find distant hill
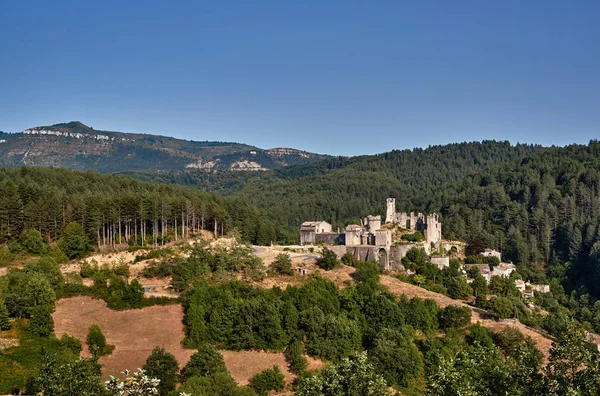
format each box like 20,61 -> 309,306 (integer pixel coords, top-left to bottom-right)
0,121 -> 329,172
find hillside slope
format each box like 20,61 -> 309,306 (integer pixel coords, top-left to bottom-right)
0,121 -> 329,172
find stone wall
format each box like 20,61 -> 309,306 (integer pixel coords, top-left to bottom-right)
315,233 -> 345,245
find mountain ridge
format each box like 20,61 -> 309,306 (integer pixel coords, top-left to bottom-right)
0,121 -> 331,172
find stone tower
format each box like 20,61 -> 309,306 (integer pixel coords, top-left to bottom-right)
385,198 -> 395,223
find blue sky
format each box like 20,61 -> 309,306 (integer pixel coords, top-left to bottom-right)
1,1 -> 599,155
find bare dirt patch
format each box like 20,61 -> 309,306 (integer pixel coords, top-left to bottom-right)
221,350 -> 292,386
53,296 -> 194,378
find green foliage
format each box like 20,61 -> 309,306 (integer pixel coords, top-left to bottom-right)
316,247 -> 338,270
437,305 -> 472,330
0,299 -> 10,330
272,253 -> 294,275
58,222 -> 91,259
181,343 -> 228,381
36,352 -> 104,396
285,340 -> 308,374
24,256 -> 63,289
465,324 -> 494,348
29,305 -> 54,337
0,319 -> 81,393
176,372 -> 257,396
249,365 -> 285,395
20,229 -> 48,255
143,346 -> 180,395
353,261 -> 381,284
141,260 -> 176,278
488,296 -> 515,319
59,333 -> 83,356
0,245 -> 14,267
368,328 -> 423,389
443,276 -> 473,300
296,352 -> 391,396
401,231 -> 425,242
86,324 -> 111,358
341,252 -> 357,266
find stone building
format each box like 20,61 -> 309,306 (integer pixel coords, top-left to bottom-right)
300,221 -> 333,245
482,249 -> 502,260
385,198 -> 442,250
299,198 -> 446,271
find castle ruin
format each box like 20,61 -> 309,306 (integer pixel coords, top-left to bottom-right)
300,198 -> 445,270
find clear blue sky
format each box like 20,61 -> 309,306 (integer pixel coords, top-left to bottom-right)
1,1 -> 598,155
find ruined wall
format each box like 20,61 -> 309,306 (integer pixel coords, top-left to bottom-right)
374,230 -> 392,246
300,230 -> 315,245
365,215 -> 382,233
385,198 -> 395,223
315,233 -> 345,245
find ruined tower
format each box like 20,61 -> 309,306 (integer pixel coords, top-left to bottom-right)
385,198 -> 395,223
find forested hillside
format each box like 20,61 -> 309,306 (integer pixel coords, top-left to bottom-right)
436,141 -> 600,298
0,167 -> 283,249
0,121 -> 329,172
227,141 -> 541,228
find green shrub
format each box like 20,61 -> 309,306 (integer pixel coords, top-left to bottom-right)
341,252 -> 357,266
353,261 -> 381,284
0,245 -> 14,267
316,248 -> 338,271
141,261 -> 175,278
59,333 -> 83,355
142,346 -> 179,395
437,305 -> 472,330
249,366 -> 285,395
20,230 -> 48,255
29,305 -> 54,337
401,232 -> 425,242
181,343 -> 228,381
272,253 -> 294,275
86,324 -> 113,357
0,299 -> 11,331
58,222 -> 91,259
285,340 -> 308,374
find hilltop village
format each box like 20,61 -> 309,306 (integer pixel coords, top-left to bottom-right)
299,198 -> 556,302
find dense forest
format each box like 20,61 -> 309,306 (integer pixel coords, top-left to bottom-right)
0,167 -> 284,250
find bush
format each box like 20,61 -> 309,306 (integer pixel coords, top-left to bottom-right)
58,222 -> 91,259
29,305 -> 54,337
401,232 -> 425,242
141,261 -> 175,278
437,305 -> 472,330
353,261 -> 381,284
488,296 -> 514,319
0,245 -> 15,267
341,252 -> 357,266
181,343 -> 228,381
368,328 -> 423,389
59,333 -> 83,355
316,248 -> 338,271
47,245 -> 69,264
272,253 -> 294,276
465,324 -> 494,348
80,260 -> 97,278
444,277 -> 473,300
249,366 -> 285,395
142,346 -> 179,395
0,299 -> 11,331
285,340 -> 308,374
20,229 -> 48,255
86,324 -> 113,357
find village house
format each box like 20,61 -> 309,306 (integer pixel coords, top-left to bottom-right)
481,249 -> 502,260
